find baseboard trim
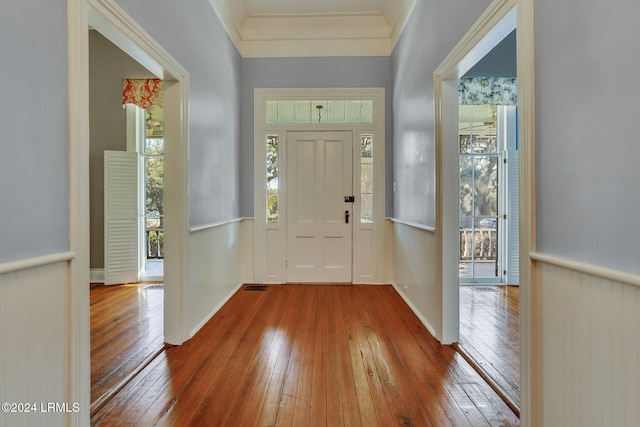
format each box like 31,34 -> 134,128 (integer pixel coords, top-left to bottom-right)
0,251 -> 75,275
90,268 -> 105,283
189,282 -> 244,338
530,251 -> 640,288
391,283 -> 438,338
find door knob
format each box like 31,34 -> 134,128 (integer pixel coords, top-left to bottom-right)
345,210 -> 350,224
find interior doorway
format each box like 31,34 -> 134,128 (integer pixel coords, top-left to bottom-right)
432,0 -> 531,418
89,29 -> 167,413
457,101 -> 521,414
84,2 -> 190,414
454,28 -> 521,416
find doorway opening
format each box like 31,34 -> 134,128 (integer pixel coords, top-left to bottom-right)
433,0 -> 533,418
89,31 -> 167,414
457,101 -> 521,413
84,3 -> 190,415
455,46 -> 521,415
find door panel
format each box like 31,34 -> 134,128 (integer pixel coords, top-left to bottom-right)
287,131 -> 353,282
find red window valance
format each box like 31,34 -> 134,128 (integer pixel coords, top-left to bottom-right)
122,78 -> 163,109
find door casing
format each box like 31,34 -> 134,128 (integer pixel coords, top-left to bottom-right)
253,88 -> 386,284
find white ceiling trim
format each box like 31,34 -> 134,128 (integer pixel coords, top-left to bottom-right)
208,0 -> 416,58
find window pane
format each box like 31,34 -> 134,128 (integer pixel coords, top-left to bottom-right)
266,101 -> 278,123
145,104 -> 164,139
294,101 -> 311,123
474,217 -> 498,269
361,100 -> 373,122
360,135 -> 373,223
267,194 -> 278,223
459,135 -> 472,154
266,135 -> 279,223
473,156 -> 498,216
471,136 -> 498,154
278,101 -> 294,123
459,156 -> 473,216
361,193 -> 373,223
361,162 -> 373,193
145,154 -> 163,217
327,100 -> 345,123
459,104 -> 497,153
345,100 -> 362,123
144,137 -> 163,155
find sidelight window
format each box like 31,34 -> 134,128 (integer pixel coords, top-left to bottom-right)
360,134 -> 374,223
266,135 -> 279,223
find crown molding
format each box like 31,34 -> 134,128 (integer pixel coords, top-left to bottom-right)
242,37 -> 393,58
207,0 -> 245,52
388,0 -> 419,51
242,14 -> 391,41
208,0 -> 416,58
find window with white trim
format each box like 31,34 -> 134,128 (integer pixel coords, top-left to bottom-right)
266,134 -> 279,223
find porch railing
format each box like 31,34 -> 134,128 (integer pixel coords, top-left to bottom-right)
146,228 -> 164,259
460,228 -> 497,261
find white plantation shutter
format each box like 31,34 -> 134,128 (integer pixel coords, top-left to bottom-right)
104,150 -> 139,285
498,106 -> 519,286
506,148 -> 519,285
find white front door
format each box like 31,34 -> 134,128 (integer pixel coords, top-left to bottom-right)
286,131 -> 354,283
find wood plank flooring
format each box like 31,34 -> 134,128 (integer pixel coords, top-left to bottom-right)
91,284 -> 519,426
90,283 -> 165,413
458,285 -> 520,413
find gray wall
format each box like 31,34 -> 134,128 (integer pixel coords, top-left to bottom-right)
89,31 -> 154,269
464,30 -> 516,78
391,0 -> 492,227
535,0 -> 640,273
240,57 -> 394,217
116,0 -> 241,228
0,0 -> 69,263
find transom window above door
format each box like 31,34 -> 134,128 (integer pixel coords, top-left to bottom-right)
266,100 -> 373,124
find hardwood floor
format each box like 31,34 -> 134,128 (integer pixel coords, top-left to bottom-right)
90,283 -> 165,414
92,284 -> 518,426
458,285 -> 520,414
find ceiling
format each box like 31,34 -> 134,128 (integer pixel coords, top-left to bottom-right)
208,0 -> 417,57
244,0 -> 391,16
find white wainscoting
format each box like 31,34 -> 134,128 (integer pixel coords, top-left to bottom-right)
240,218 -> 254,283
384,218 -> 395,284
534,255 -> 640,426
188,220 -> 243,338
391,219 -> 438,337
0,258 -> 71,427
